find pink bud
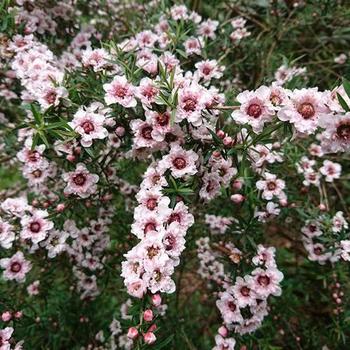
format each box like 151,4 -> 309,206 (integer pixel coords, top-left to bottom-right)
223,136 -> 233,146
319,203 -> 327,211
218,326 -> 228,337
148,324 -> 157,332
230,194 -> 245,204
216,130 -> 225,139
56,203 -> 65,212
143,309 -> 153,322
151,294 -> 162,307
115,126 -> 125,137
1,311 -> 12,322
66,154 -> 75,162
143,332 -> 156,345
232,179 -> 243,191
14,311 -> 23,319
212,150 -> 221,158
279,199 -> 288,207
127,327 -> 139,339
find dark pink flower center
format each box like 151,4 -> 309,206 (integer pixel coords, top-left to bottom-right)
257,275 -> 270,287
141,126 -> 153,140
113,85 -> 127,98
298,102 -> 315,119
173,157 -> 187,169
146,198 -> 157,210
73,173 -> 86,186
183,97 -> 197,112
30,221 -> 41,233
241,286 -> 250,297
81,121 -> 95,134
336,123 -> 350,140
10,262 -> 22,273
247,103 -> 262,118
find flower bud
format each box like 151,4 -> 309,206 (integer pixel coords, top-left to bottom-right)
223,136 -> 233,146
148,324 -> 157,332
56,203 -> 65,212
230,194 -> 244,204
143,332 -> 156,345
1,311 -> 12,322
151,294 -> 162,307
127,327 -> 139,339
218,326 -> 228,337
143,309 -> 153,322
115,126 -> 125,137
216,130 -> 225,139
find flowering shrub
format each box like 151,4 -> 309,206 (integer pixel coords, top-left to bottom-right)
0,1 -> 350,349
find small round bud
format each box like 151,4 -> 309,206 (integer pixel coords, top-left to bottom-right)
127,327 -> 139,340
143,332 -> 156,345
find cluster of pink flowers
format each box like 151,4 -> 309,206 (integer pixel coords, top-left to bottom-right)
216,245 -> 283,341
301,212 -> 349,264
230,17 -> 251,42
122,144 -> 197,298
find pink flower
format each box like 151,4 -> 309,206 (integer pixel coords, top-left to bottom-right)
213,335 -> 236,350
197,19 -> 219,39
0,220 -> 15,249
184,37 -> 203,56
136,77 -> 159,108
82,48 -> 110,71
318,112 -> 350,153
256,172 -> 286,200
216,292 -> 243,324
252,245 -> 277,268
69,103 -> 109,147
231,276 -> 257,308
1,312 -> 12,322
176,82 -> 208,126
136,49 -> 158,74
158,143 -> 198,179
232,86 -> 275,133
103,75 -> 137,108
277,88 -> 327,135
195,60 -> 224,82
0,252 -> 32,283
62,163 -> 99,198
135,30 -> 157,48
126,278 -> 147,299
20,209 -> 53,244
170,5 -> 188,20
0,327 -> 14,350
27,280 -> 40,296
319,160 -> 341,182
251,268 -> 283,298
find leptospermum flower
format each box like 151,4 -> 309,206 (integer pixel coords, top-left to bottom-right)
62,163 -> 99,198
157,143 -> 198,178
176,82 -> 208,126
232,86 -> 275,133
213,335 -> 236,350
0,252 -> 32,283
319,160 -> 342,182
195,59 -> 224,82
20,209 -> 54,244
69,103 -> 109,147
318,112 -> 350,153
256,172 -> 286,200
277,88 -> 327,135
0,327 -> 14,350
103,75 -> 137,108
0,219 -> 15,249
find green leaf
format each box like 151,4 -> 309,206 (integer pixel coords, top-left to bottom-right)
342,78 -> 350,99
337,93 -> 350,112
